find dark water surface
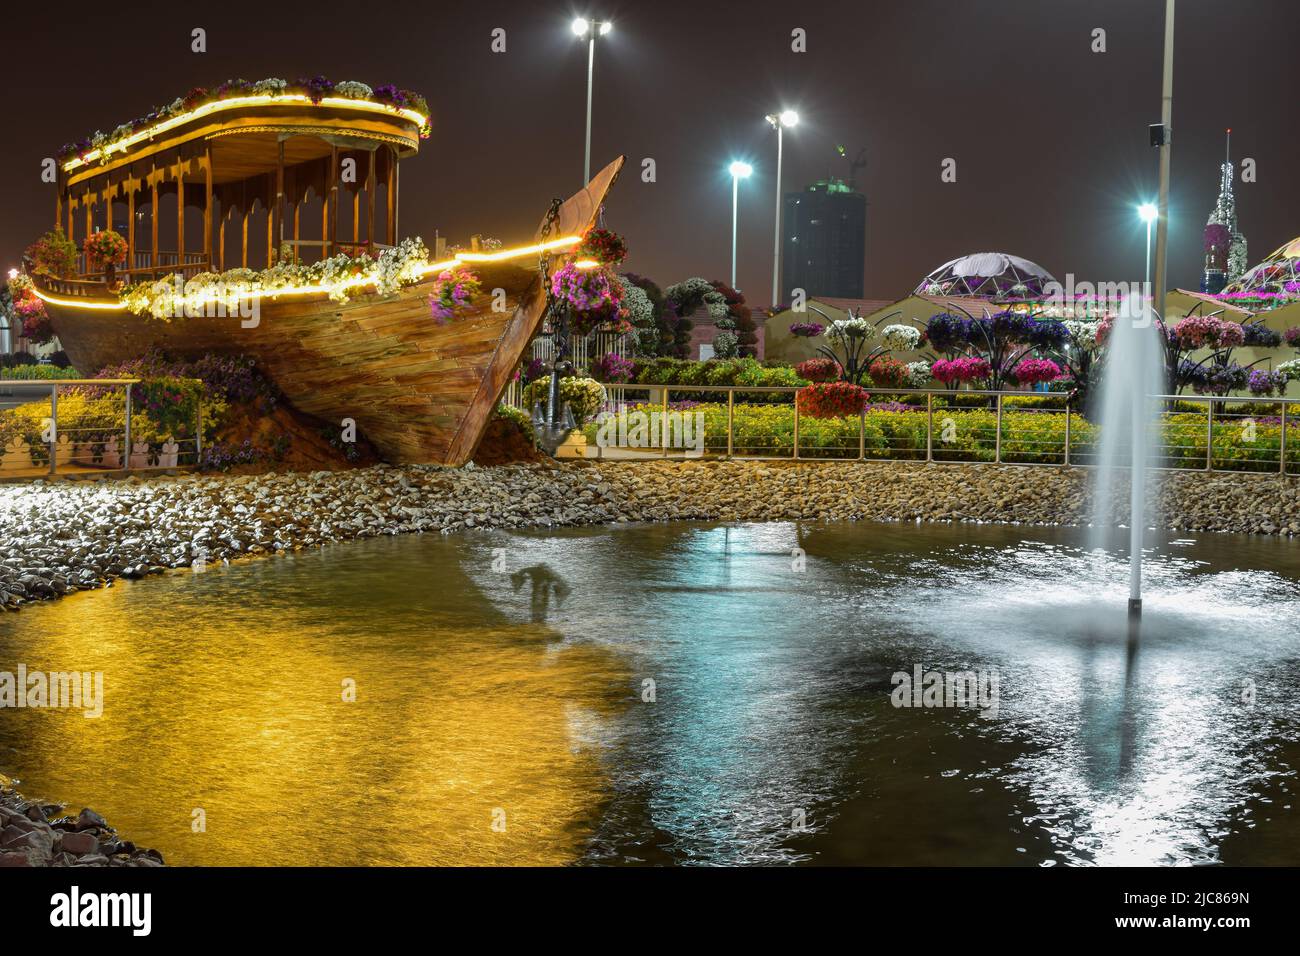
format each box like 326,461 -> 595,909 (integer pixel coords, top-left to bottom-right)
1,520 -> 1298,866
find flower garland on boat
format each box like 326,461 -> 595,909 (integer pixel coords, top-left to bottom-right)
120,237 -> 430,320
429,266 -> 483,323
58,76 -> 431,163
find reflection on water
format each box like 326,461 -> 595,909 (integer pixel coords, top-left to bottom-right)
1,519 -> 1298,866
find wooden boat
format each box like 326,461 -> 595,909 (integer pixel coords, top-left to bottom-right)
28,82 -> 624,465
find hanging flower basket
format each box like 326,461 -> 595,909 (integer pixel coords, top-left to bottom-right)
576,227 -> 628,266
84,230 -> 129,273
551,262 -> 627,336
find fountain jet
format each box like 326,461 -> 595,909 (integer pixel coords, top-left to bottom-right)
1091,299 -> 1165,618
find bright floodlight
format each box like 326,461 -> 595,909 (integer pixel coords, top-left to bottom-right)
779,110 -> 799,127
599,20 -> 612,35
729,161 -> 753,179
572,17 -> 590,35
1138,203 -> 1158,224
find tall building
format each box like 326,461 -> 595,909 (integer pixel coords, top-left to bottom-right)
1202,129 -> 1248,295
781,179 -> 866,300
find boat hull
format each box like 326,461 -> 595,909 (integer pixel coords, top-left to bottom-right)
38,158 -> 624,466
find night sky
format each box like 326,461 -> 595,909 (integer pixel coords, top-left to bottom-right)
3,0 -> 1296,305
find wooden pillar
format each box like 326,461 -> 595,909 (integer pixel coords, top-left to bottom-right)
150,176 -> 160,268
366,149 -> 376,246
219,208 -> 227,271
274,139 -> 285,260
391,150 -> 399,243
352,186 -> 360,244
84,198 -> 92,241
328,144 -> 339,256
176,163 -> 186,263
266,200 -> 273,268
241,208 -> 249,268
67,195 -> 75,243
385,147 -> 396,245
204,145 -> 214,264
55,189 -> 63,234
127,185 -> 136,269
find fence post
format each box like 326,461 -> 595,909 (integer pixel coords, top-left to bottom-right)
858,403 -> 866,461
1064,397 -> 1071,466
726,389 -> 734,459
195,391 -> 203,464
1281,401 -> 1289,476
1205,402 -> 1213,471
792,391 -> 800,460
661,386 -> 669,458
926,392 -> 934,463
48,384 -> 58,477
994,393 -> 1003,464
124,383 -> 133,473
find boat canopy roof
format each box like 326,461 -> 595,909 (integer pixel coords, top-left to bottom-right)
60,95 -> 426,196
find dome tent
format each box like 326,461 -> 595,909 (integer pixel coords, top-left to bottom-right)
915,252 -> 1056,298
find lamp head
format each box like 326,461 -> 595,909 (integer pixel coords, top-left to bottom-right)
599,20 -> 612,35
1138,203 -> 1158,224
572,17 -> 590,36
729,161 -> 753,179
779,110 -> 799,127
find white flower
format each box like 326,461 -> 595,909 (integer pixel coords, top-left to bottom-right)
334,81 -> 373,99
826,317 -> 873,340
905,361 -> 933,387
880,323 -> 921,352
1062,318 -> 1101,353
1278,359 -> 1300,381
251,78 -> 288,96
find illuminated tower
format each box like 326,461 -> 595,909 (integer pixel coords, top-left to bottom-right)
1202,129 -> 1247,294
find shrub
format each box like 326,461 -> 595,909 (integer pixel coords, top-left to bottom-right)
521,376 -> 606,425
796,382 -> 869,419
494,403 -> 536,444
1,365 -> 82,380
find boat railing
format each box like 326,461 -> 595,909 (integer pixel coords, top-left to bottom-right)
0,378 -> 203,480
557,383 -> 1298,476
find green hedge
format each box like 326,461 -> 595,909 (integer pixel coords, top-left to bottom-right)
582,402 -> 1300,470
1,365 -> 83,380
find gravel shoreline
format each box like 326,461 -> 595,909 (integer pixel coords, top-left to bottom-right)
1,461 -> 1297,611
0,778 -> 164,867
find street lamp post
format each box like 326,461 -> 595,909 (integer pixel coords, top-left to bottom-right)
765,110 -> 798,307
1138,203 -> 1158,287
572,17 -> 612,186
728,161 -> 752,289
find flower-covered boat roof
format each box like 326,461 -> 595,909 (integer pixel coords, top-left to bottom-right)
58,76 -> 430,172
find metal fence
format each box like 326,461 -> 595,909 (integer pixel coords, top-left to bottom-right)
574,385 -> 1298,475
501,330 -> 631,409
0,378 -> 203,478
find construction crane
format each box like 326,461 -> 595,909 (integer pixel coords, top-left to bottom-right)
835,145 -> 867,191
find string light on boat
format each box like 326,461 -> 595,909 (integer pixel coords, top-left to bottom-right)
30,236 -> 586,313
